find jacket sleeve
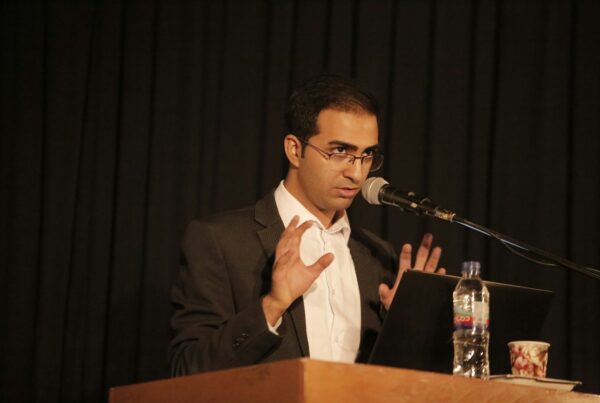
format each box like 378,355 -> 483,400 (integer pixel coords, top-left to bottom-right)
169,219 -> 282,376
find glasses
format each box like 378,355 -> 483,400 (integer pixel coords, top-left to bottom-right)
297,138 -> 384,172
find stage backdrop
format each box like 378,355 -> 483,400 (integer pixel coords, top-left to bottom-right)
1,1 -> 599,402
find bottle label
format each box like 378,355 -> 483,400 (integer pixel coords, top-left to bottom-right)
453,302 -> 489,330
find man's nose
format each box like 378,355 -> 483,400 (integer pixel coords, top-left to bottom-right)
342,158 -> 364,182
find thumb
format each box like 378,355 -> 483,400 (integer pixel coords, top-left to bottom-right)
379,283 -> 394,310
378,283 -> 391,300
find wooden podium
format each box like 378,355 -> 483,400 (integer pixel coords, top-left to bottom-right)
109,359 -> 599,402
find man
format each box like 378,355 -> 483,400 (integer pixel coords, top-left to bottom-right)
169,74 -> 445,375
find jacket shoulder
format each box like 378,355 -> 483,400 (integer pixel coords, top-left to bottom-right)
352,226 -> 397,267
186,189 -> 278,232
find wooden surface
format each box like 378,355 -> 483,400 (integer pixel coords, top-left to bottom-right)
109,359 -> 600,403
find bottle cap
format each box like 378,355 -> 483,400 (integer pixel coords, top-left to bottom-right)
461,261 -> 481,276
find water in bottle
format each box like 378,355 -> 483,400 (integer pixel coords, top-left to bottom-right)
452,261 -> 490,379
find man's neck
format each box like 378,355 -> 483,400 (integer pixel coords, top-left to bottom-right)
281,179 -> 343,229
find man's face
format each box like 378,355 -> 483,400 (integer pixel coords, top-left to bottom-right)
291,108 -> 379,222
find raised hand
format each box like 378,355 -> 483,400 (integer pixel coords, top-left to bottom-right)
262,216 -> 334,325
378,233 -> 446,310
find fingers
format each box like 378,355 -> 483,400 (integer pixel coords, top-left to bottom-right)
276,216 -> 314,258
275,216 -> 332,274
308,252 -> 335,274
275,216 -> 298,258
423,246 -> 442,272
400,233 -> 445,273
280,216 -> 312,240
273,248 -> 292,266
295,219 -> 314,237
398,243 -> 412,272
413,233 -> 433,269
392,257 -> 406,289
283,215 -> 300,234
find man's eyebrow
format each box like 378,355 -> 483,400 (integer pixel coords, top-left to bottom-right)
327,140 -> 380,152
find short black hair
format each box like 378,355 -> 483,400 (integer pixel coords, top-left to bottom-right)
284,74 -> 380,141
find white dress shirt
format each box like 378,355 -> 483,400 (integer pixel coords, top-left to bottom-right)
274,181 -> 361,363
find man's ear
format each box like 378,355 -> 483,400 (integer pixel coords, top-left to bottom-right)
284,134 -> 301,168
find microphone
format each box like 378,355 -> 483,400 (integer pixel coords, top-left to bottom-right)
361,177 -> 456,222
361,180 -> 600,281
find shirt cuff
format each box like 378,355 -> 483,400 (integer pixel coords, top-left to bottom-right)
267,316 -> 283,335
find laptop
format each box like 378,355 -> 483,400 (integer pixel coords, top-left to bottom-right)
368,270 -> 554,375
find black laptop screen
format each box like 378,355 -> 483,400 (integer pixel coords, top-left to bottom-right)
368,270 -> 553,375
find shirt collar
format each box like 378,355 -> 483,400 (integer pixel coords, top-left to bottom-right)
274,181 -> 351,241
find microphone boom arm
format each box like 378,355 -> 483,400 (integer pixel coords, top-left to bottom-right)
451,215 -> 600,280
365,177 -> 600,280
423,204 -> 600,280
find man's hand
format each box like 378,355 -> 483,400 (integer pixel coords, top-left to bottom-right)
262,216 -> 334,326
378,233 -> 446,310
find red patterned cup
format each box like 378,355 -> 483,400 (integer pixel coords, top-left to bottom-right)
508,340 -> 550,378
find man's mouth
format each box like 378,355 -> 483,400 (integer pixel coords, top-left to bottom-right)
336,187 -> 360,198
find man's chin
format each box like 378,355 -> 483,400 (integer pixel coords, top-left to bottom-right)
332,196 -> 356,210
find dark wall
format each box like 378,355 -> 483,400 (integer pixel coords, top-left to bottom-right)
1,1 -> 599,401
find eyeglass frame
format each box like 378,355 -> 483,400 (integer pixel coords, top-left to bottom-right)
295,136 -> 384,172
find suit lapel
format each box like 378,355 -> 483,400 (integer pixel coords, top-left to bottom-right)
349,228 -> 398,361
349,236 -> 380,336
255,191 -> 310,357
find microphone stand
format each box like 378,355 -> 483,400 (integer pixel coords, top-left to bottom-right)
413,200 -> 600,281
453,216 -> 600,281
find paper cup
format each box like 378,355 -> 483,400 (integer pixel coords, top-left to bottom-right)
508,340 -> 550,378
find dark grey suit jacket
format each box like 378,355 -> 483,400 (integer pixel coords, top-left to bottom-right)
169,190 -> 398,376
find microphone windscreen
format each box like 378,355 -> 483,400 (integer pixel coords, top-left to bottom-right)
361,177 -> 389,205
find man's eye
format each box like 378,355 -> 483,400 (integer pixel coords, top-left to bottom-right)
363,149 -> 375,157
333,146 -> 347,153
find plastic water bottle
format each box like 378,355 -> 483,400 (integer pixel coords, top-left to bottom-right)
452,261 -> 490,379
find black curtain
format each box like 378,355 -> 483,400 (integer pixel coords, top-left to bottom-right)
1,1 -> 599,401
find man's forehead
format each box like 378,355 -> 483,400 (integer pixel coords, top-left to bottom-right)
316,107 -> 378,125
313,110 -> 379,148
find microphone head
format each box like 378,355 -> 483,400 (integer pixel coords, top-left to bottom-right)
361,177 -> 389,205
